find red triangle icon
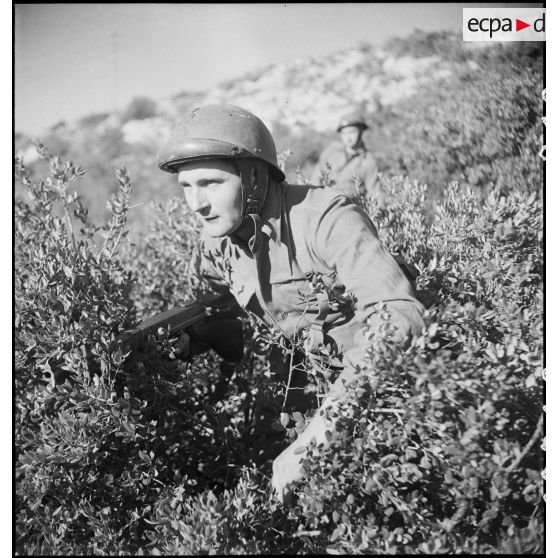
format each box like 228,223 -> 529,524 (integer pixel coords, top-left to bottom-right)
516,18 -> 530,31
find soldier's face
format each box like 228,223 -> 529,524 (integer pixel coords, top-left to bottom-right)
177,160 -> 243,237
339,126 -> 362,150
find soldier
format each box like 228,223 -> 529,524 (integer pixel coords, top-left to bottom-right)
311,111 -> 384,204
156,104 -> 424,503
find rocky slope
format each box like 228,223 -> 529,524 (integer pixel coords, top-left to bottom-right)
17,34 -> 470,162
201,45 -> 455,135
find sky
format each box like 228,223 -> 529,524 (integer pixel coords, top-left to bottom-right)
16,3 -> 546,135
13,2 -> 473,134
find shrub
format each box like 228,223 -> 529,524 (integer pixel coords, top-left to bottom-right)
287,179 -> 544,554
121,96 -> 158,123
78,112 -> 111,130
15,145 -> 291,554
369,45 -> 543,201
15,137 -> 543,554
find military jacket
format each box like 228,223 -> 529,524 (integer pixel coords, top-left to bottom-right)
311,142 -> 382,203
191,183 -> 424,397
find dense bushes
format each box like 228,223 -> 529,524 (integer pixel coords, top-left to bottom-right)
121,97 -> 158,123
15,132 -> 543,553
367,42 -> 543,201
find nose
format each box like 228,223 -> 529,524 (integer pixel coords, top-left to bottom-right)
185,186 -> 209,213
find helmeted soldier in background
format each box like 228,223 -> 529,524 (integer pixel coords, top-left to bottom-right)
157,104 -> 424,503
311,110 -> 384,204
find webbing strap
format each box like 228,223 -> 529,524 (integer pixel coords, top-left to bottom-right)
247,213 -> 262,255
304,290 -> 330,354
237,161 -> 268,257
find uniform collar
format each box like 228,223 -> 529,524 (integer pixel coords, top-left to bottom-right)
227,181 -> 285,259
228,184 -> 281,255
343,143 -> 367,158
259,182 -> 301,279
227,182 -> 304,283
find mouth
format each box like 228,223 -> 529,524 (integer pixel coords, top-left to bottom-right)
203,215 -> 219,223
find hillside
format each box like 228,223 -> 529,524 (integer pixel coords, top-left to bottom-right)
15,31 -> 543,241
16,34 -> 459,156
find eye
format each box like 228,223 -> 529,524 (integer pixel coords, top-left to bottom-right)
202,179 -> 224,188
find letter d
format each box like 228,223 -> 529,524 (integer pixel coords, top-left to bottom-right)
534,13 -> 545,32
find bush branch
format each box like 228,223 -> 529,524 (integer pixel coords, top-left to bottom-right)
505,413 -> 544,474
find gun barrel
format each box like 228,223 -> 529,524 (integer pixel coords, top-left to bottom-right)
118,302 -> 205,348
117,293 -> 241,351
138,303 -> 206,336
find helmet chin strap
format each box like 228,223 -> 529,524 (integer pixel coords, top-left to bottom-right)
235,160 -> 270,255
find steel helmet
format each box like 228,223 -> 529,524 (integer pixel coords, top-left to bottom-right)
336,111 -> 369,132
157,104 -> 285,182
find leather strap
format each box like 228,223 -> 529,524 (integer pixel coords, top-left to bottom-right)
304,289 -> 330,354
236,160 -> 269,256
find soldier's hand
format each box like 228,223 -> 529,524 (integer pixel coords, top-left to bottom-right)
272,403 -> 335,504
168,332 -> 191,360
272,443 -> 306,505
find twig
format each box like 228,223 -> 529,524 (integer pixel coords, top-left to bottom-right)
370,408 -> 404,415
293,530 -> 322,537
370,407 -> 405,425
107,226 -> 125,259
62,202 -> 77,251
282,347 -> 297,412
505,413 -> 544,474
445,500 -> 469,532
282,298 -> 312,411
270,527 -> 285,536
167,403 -> 216,434
372,473 -> 412,515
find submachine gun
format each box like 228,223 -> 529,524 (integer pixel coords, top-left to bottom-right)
118,293 -> 243,360
117,293 -> 244,402
45,293 -> 244,402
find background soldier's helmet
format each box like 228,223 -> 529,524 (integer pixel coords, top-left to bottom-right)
157,104 -> 285,182
336,111 -> 369,132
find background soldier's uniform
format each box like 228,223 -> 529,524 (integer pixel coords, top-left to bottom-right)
311,142 -> 382,203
